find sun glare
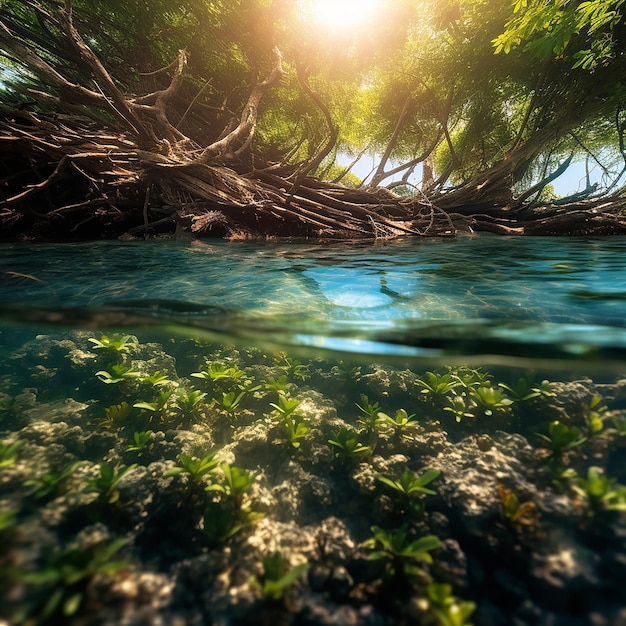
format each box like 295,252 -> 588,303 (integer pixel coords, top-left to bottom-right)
305,0 -> 381,35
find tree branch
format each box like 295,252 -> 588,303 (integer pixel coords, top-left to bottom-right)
199,47 -> 283,163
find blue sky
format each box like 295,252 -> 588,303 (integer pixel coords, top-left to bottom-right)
342,152 -> 622,197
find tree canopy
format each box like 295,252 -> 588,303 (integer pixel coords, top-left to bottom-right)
1,0 -> 625,240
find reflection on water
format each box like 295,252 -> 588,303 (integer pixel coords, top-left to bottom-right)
2,235 -> 626,362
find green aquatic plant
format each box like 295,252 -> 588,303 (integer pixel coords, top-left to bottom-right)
451,366 -> 492,390
582,394 -> 608,436
95,363 -> 139,384
575,466 -> 626,514
269,394 -> 301,420
214,390 -> 247,416
498,377 -> 555,401
191,361 -> 250,389
497,484 -> 540,527
24,461 -> 82,501
138,371 -> 173,387
250,551 -> 309,602
355,394 -> 384,433
274,353 -> 310,381
84,463 -> 137,505
133,390 -> 173,419
207,463 -> 256,509
283,416 -> 310,450
426,581 -> 476,626
443,395 -> 477,422
124,430 -> 155,458
364,525 -> 442,584
201,500 -> 261,545
330,361 -> 361,381
22,538 -> 128,623
608,414 -> 626,437
175,388 -> 207,416
536,420 -> 587,456
165,453 -> 220,486
258,375 -> 290,396
100,402 -> 131,428
0,439 -> 22,468
415,371 -> 460,400
378,408 -> 419,434
327,428 -> 372,462
469,385 -> 514,417
376,469 -> 440,517
546,457 -> 578,492
88,334 -> 138,355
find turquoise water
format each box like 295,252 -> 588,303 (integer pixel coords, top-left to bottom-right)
2,235 -> 626,365
2,236 -> 626,625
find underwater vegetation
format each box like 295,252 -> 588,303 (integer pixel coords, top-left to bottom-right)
0,331 -> 625,625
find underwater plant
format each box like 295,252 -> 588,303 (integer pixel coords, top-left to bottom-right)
269,394 -> 301,421
498,377 -> 555,401
88,334 -> 138,355
20,538 -> 128,623
191,361 -> 250,390
201,500 -> 260,546
355,394 -> 384,433
0,439 -> 22,468
378,408 -> 419,435
546,457 -> 579,492
133,390 -> 173,420
213,390 -> 247,416
469,385 -> 514,417
165,453 -> 220,486
24,461 -> 82,501
124,430 -> 155,458
330,361 -> 361,381
443,395 -> 477,423
376,469 -> 440,518
84,463 -> 137,505
364,525 -> 442,585
451,366 -> 492,390
497,484 -> 540,527
258,375 -> 290,397
608,414 -> 626,438
95,363 -> 139,384
274,353 -> 310,381
249,551 -> 309,602
581,394 -> 609,436
138,371 -> 173,387
575,466 -> 626,514
100,402 -> 132,429
175,388 -> 207,416
415,371 -> 460,401
207,463 -> 256,509
426,581 -> 476,626
327,428 -> 372,462
282,415 -> 310,450
203,463 -> 264,543
536,420 -> 587,457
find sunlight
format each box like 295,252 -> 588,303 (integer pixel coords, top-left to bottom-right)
304,0 -> 382,35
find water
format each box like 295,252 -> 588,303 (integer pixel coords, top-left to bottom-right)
1,235 -> 625,626
3,235 -> 626,365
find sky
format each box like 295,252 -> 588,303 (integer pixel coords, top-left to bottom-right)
342,154 -> 612,197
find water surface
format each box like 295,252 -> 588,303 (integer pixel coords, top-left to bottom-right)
2,235 -> 626,364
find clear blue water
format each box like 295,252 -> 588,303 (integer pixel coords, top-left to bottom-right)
2,235 -> 626,365
2,236 -> 626,625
